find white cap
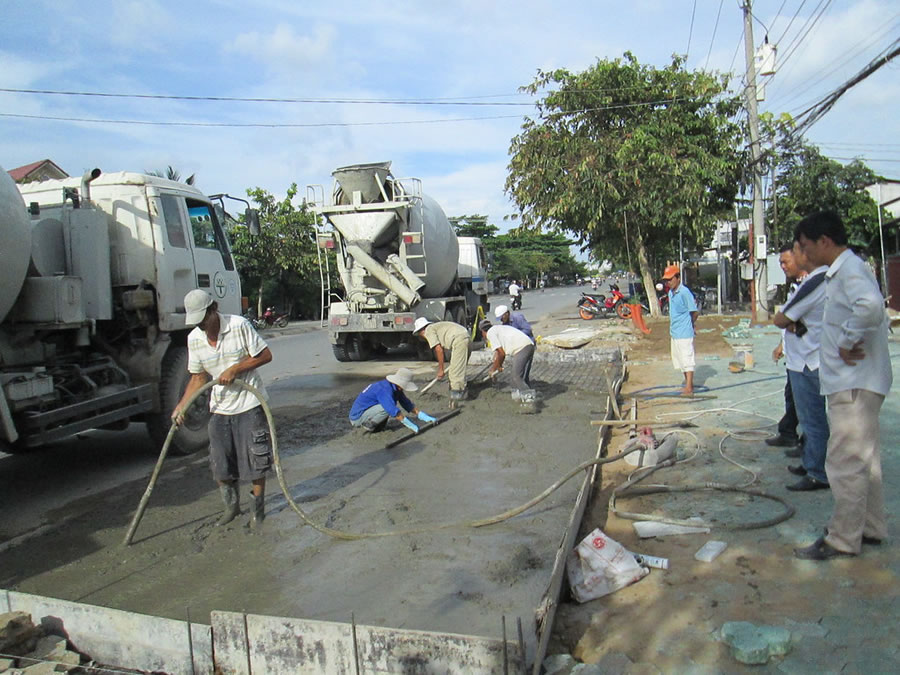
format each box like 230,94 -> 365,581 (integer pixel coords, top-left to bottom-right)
494,304 -> 509,319
413,317 -> 431,334
184,289 -> 214,325
386,367 -> 418,391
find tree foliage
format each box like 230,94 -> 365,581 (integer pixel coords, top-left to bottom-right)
769,135 -> 881,249
450,214 -> 586,285
228,184 -> 323,318
506,53 -> 743,311
146,165 -> 195,186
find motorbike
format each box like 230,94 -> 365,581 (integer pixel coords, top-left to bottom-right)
577,284 -> 627,320
510,294 -> 522,311
253,307 -> 289,329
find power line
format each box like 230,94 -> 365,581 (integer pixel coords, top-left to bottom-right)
686,0 -> 698,56
0,97 -> 701,130
773,0 -> 809,48
704,0 -> 726,70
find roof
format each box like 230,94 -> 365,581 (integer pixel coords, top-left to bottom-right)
7,159 -> 69,182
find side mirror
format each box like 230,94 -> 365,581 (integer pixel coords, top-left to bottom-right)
246,208 -> 260,236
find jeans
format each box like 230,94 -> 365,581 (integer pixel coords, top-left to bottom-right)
788,367 -> 829,483
349,404 -> 389,429
777,377 -> 799,440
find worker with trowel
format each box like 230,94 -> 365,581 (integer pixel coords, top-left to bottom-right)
412,317 -> 470,401
172,289 -> 274,531
494,304 -> 534,341
661,264 -> 698,396
479,319 -> 535,400
349,367 -> 437,433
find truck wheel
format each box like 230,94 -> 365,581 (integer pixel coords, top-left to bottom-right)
148,346 -> 210,456
347,334 -> 372,361
332,343 -> 352,362
452,305 -> 467,328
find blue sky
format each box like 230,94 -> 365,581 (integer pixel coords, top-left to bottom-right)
2,1 -> 897,232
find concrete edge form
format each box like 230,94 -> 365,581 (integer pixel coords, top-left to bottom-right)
210,610 -> 524,674
529,355 -> 625,674
2,589 -> 213,674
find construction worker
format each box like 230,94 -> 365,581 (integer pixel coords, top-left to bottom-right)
412,317 -> 470,400
349,367 -> 437,433
479,319 -> 535,399
494,304 -> 534,341
172,289 -> 273,530
661,263 -> 698,396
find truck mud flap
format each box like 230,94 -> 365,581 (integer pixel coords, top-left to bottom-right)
20,384 -> 154,447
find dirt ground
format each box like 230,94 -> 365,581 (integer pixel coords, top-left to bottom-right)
548,313 -> 900,673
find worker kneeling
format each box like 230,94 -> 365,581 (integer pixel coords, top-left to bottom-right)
479,320 -> 536,401
412,317 -> 470,400
349,367 -> 436,433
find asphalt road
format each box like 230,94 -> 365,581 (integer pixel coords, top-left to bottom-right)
0,285 -> 588,549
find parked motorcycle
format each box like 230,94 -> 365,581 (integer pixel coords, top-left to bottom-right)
577,284 -> 627,320
253,307 -> 289,329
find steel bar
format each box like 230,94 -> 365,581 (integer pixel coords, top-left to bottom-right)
383,409 -> 462,449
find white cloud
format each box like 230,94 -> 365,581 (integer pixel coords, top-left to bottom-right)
226,23 -> 338,74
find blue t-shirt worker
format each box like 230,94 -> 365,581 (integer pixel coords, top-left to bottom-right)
349,367 -> 436,433
662,264 -> 699,396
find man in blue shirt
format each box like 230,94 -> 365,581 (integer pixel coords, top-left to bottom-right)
662,264 -> 698,396
349,367 -> 436,433
494,304 -> 534,341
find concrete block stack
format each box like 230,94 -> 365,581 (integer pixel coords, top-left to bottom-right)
0,612 -> 83,673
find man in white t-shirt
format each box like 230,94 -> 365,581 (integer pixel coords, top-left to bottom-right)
480,319 -> 535,399
173,290 -> 273,530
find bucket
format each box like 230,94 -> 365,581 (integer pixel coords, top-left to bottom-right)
732,344 -> 754,369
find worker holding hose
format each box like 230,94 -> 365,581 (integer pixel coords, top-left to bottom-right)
172,290 -> 273,530
412,317 -> 470,401
349,367 -> 436,433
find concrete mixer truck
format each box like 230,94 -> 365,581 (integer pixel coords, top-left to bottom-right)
308,162 -> 489,362
0,165 -> 251,454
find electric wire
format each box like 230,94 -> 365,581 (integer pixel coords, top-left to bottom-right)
704,0 -> 726,70
686,0 -> 698,57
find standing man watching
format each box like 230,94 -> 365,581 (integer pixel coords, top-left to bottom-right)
494,304 -> 534,341
480,319 -> 535,399
793,211 -> 891,560
661,264 -> 698,396
173,289 -> 273,530
773,242 -> 829,492
412,317 -> 470,401
768,245 -> 804,453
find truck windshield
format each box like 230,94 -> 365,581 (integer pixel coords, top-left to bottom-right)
187,200 -> 235,270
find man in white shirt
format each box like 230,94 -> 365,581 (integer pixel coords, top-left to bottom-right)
773,242 -> 829,491
793,211 -> 892,560
480,319 -> 535,399
173,290 -> 273,530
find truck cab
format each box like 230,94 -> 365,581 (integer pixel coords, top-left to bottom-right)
2,169 -> 241,453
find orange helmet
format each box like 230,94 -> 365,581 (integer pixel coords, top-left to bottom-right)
661,264 -> 680,280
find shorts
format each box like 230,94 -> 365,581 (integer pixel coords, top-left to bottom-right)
207,406 -> 272,482
670,338 -> 695,372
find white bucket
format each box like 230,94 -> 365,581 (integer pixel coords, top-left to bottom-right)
732,344 -> 754,369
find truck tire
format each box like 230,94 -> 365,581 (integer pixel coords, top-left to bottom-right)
148,346 -> 210,456
347,334 -> 372,361
452,305 -> 467,328
332,343 -> 352,362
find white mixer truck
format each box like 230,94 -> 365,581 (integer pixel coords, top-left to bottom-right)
308,162 -> 489,361
0,165 -> 251,454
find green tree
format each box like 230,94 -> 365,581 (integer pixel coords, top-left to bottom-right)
229,184 -> 322,318
146,165 -> 196,186
506,53 -> 742,315
769,137 -> 881,250
449,214 -> 499,239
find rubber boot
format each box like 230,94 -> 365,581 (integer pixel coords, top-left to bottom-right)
249,492 -> 265,531
216,484 -> 240,526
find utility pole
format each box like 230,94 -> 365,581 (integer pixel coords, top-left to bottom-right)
742,0 -> 768,322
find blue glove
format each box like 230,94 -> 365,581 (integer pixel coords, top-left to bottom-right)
401,417 -> 419,433
417,411 -> 437,424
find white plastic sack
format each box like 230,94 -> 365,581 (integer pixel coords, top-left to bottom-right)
566,528 -> 649,602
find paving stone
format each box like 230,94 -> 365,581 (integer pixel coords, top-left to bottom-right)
783,619 -> 828,639
592,651 -> 633,674
542,652 -> 576,674
719,621 -> 792,665
0,657 -> 14,672
776,637 -> 842,675
841,647 -> 900,675
570,664 -> 604,674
